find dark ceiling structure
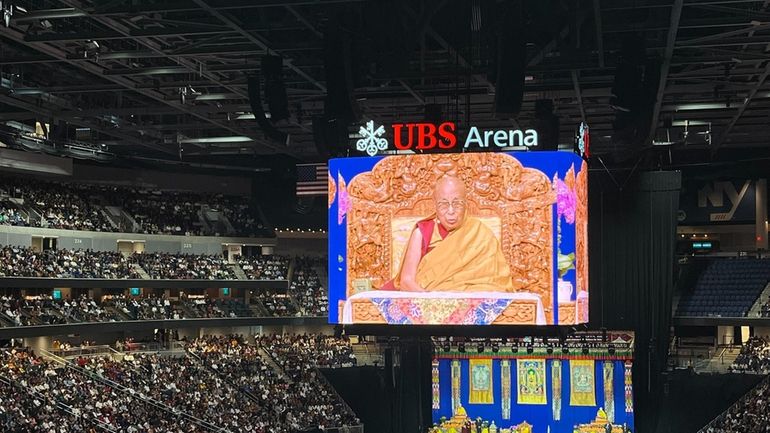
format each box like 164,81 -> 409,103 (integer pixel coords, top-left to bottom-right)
0,0 -> 769,166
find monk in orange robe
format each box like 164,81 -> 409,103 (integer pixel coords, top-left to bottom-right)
383,175 -> 514,292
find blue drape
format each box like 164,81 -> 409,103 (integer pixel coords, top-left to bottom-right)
433,358 -> 634,433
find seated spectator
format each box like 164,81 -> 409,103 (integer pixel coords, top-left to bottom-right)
0,246 -> 139,279
237,254 -> 289,280
705,377 -> 770,433
130,252 -> 235,280
290,256 -> 328,317
729,336 -> 770,374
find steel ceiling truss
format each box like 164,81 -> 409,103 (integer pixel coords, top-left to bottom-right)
0,0 -> 768,160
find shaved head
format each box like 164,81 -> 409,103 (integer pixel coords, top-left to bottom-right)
433,175 -> 466,201
433,175 -> 467,230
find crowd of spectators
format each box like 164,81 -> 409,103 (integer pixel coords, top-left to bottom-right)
729,337 -> 770,374
760,299 -> 770,318
290,256 -> 327,317
1,177 -> 115,232
117,189 -> 204,236
256,292 -> 299,317
129,252 -> 235,280
1,175 -> 271,237
189,335 -> 359,431
1,294 -> 258,327
0,333 -> 360,432
238,255 -> 289,280
0,348 -> 210,432
0,246 -> 139,279
0,201 -> 28,226
704,377 -> 770,433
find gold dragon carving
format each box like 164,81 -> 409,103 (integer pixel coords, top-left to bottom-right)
346,153 -> 556,322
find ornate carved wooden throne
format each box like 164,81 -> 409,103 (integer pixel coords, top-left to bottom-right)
340,153 -> 560,324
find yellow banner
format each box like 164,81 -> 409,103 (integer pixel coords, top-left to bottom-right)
517,359 -> 547,405
570,360 -> 596,406
469,359 -> 494,404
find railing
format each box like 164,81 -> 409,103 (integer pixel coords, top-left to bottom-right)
50,344 -> 112,358
39,348 -> 230,433
0,374 -> 118,432
698,374 -> 770,432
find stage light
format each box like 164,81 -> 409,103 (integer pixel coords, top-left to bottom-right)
562,345 -> 569,354
477,343 -> 484,353
443,342 -> 450,353
458,343 -> 465,353
608,344 -> 616,355
492,343 -> 499,353
546,344 -> 554,355
526,344 -> 533,354
512,342 -> 519,354
582,345 -> 589,355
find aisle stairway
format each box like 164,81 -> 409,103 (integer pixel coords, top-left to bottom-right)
230,264 -> 248,280
131,263 -> 150,279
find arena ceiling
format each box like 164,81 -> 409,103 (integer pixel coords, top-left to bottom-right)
0,0 -> 769,166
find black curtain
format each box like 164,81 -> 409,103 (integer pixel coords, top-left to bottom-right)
395,338 -> 433,433
588,169 -> 682,433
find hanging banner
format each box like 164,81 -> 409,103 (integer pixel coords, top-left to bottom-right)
501,360 -> 511,419
469,359 -> 494,404
570,360 -> 596,406
552,359 -> 562,420
604,361 -> 615,422
432,360 -> 441,410
451,360 -> 461,414
516,359 -> 547,405
625,361 -> 634,413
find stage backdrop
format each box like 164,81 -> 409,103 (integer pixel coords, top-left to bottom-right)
432,355 -> 634,433
328,151 -> 588,325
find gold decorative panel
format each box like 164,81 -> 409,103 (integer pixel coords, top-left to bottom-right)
345,153 -> 556,322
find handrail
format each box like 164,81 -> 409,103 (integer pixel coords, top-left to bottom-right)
39,348 -> 230,433
698,374 -> 770,432
0,374 -> 117,433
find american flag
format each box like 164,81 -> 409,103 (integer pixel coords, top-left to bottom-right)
296,163 -> 328,196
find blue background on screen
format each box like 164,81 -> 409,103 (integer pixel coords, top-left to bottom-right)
327,151 -> 584,325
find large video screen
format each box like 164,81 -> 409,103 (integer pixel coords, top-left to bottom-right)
328,151 -> 587,325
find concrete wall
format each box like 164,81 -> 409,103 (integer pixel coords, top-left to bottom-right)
72,163 -> 251,196
0,225 -> 275,254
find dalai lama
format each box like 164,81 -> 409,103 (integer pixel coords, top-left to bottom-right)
382,175 -> 514,292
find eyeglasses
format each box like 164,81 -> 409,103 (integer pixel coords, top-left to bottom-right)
436,199 -> 466,213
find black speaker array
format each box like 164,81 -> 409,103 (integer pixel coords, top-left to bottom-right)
533,99 -> 560,150
261,55 -> 289,121
246,75 -> 289,145
312,116 -> 349,159
610,34 -> 660,147
323,19 -> 360,123
493,1 -> 526,118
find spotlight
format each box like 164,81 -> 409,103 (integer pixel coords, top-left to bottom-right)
443,341 -> 450,353
562,345 -> 569,354
512,342 -> 519,354
608,344 -> 616,355
1,1 -> 13,27
458,342 -> 465,353
526,344 -> 534,354
492,343 -> 499,353
546,344 -> 554,355
582,344 -> 589,355
477,343 -> 484,353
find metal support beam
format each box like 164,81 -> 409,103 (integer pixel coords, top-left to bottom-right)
647,0 -> 684,144
58,0 -> 299,156
285,5 -> 322,39
0,24 -> 278,156
592,0 -> 604,68
0,94 -> 173,155
192,0 -> 326,92
713,62 -> 770,150
571,71 -> 587,123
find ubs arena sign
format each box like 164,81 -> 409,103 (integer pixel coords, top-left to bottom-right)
355,120 -> 538,156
